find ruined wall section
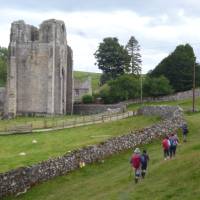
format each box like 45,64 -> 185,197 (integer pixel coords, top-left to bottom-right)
5,19 -> 71,117
66,45 -> 73,114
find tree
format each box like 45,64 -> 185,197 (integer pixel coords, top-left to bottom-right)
94,37 -> 130,84
0,47 -> 8,86
125,36 -> 142,76
99,74 -> 140,103
143,76 -> 173,97
150,44 -> 200,92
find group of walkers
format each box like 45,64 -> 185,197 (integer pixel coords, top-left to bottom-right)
130,148 -> 149,183
130,124 -> 189,184
162,133 -> 179,160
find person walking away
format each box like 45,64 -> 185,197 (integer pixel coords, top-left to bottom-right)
162,136 -> 170,160
169,133 -> 179,158
130,148 -> 141,183
181,123 -> 188,142
140,150 -> 149,178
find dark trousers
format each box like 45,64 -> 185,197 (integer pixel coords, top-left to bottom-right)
164,149 -> 169,158
169,146 -> 177,157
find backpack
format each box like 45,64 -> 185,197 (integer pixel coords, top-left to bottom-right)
131,155 -> 140,169
170,138 -> 177,147
141,155 -> 147,165
162,139 -> 169,149
183,126 -> 188,134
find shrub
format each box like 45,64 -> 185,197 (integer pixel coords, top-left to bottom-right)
143,76 -> 174,97
82,94 -> 94,104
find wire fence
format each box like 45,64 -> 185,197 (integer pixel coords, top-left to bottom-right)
0,111 -> 135,135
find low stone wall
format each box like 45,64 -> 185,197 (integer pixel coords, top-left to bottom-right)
0,106 -> 185,198
137,105 -> 183,119
0,87 -> 6,113
127,88 -> 200,104
73,103 -> 126,115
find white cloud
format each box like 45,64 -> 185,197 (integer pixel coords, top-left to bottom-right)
1,8 -> 200,73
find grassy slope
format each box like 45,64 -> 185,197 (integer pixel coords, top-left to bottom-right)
5,112 -> 200,200
0,115 -> 158,173
74,71 -> 101,92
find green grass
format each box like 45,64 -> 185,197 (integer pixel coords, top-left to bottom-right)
4,112 -> 200,200
0,115 -> 159,173
74,70 -> 101,92
128,96 -> 200,112
0,115 -> 80,132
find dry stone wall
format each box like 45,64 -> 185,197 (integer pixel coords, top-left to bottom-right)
73,103 -> 126,115
128,88 -> 200,104
0,106 -> 185,198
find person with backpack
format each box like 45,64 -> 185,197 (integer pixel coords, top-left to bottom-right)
130,147 -> 141,183
181,123 -> 188,142
140,150 -> 149,178
169,133 -> 179,158
162,136 -> 170,160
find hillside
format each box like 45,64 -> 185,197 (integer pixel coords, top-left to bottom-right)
4,112 -> 200,199
74,71 -> 101,92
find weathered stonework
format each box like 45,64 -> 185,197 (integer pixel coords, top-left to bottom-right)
74,77 -> 92,103
5,19 -> 73,117
73,103 -> 126,115
0,88 -> 6,113
0,106 -> 185,198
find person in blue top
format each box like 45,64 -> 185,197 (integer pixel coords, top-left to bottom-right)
140,149 -> 149,178
169,133 -> 179,158
181,123 -> 188,142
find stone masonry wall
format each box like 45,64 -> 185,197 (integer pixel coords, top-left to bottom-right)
129,88 -> 200,104
0,88 -> 6,112
0,106 -> 185,198
73,103 -> 126,115
5,19 -> 73,117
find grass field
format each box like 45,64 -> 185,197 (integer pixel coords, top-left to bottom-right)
4,112 -> 200,200
74,71 -> 101,92
0,115 -> 159,173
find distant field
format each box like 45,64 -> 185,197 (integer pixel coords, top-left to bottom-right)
74,70 -> 101,92
4,112 -> 200,200
0,115 -> 159,173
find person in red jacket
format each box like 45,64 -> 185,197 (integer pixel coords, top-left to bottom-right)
130,147 -> 141,183
162,136 -> 170,160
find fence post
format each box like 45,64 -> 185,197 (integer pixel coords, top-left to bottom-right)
44,119 -> 47,129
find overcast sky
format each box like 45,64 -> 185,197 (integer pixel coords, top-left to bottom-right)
1,0 -> 200,73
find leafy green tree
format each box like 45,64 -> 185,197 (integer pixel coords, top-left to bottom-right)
150,44 -> 199,92
99,74 -> 140,103
143,76 -> 174,97
94,37 -> 130,83
0,47 -> 8,86
125,36 -> 142,76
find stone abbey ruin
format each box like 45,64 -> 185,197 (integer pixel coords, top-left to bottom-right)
5,19 -> 73,117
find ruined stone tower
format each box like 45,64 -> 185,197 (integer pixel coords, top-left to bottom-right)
5,19 -> 73,117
